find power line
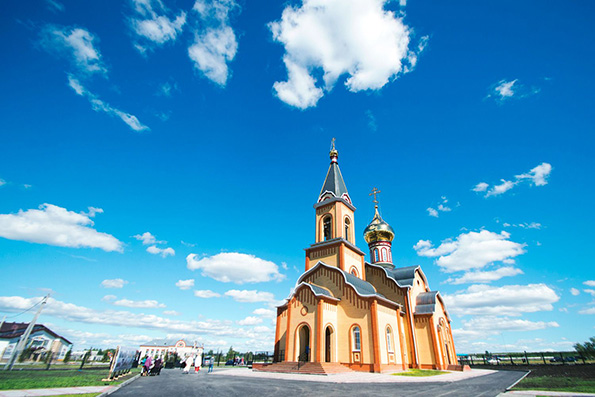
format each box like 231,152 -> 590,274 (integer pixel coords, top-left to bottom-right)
1,297 -> 46,320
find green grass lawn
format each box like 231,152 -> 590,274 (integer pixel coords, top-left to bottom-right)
0,369 -> 139,390
514,376 -> 595,393
392,368 -> 449,377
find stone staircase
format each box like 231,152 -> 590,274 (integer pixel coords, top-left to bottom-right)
255,361 -> 354,375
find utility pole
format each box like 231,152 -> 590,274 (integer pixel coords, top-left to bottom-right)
4,294 -> 50,370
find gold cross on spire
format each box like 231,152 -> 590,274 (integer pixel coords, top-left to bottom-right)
369,187 -> 381,205
331,137 -> 336,150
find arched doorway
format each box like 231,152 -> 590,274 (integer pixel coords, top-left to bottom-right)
296,324 -> 310,362
325,326 -> 333,362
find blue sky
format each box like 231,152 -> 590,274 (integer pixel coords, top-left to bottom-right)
0,0 -> 593,354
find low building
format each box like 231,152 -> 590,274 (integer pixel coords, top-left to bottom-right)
0,322 -> 72,362
139,339 -> 203,361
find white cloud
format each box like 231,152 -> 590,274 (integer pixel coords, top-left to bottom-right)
0,179 -> 6,187
414,230 -> 525,273
129,0 -> 187,52
584,289 -> 595,297
486,179 -> 516,197
474,163 -> 552,198
101,278 -> 129,289
67,76 -> 150,132
186,252 -> 284,283
472,182 -> 489,192
237,316 -> 262,326
503,222 -> 542,230
194,290 -> 221,298
0,295 -> 246,337
579,307 -> 595,315
112,298 -> 166,309
584,280 -> 595,287
253,308 -> 275,318
570,288 -> 580,296
446,267 -> 523,285
188,0 -> 239,86
40,25 -> 107,76
146,245 -> 175,257
488,79 -> 540,103
0,203 -> 123,252
269,0 -> 425,108
133,232 -> 161,245
516,163 -> 553,187
102,294 -> 117,301
224,289 -> 276,303
461,316 -> 559,333
176,279 -> 195,290
443,283 -> 559,317
427,208 -> 438,218
45,0 -> 65,13
163,310 -> 180,316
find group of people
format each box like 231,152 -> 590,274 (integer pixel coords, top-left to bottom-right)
140,356 -> 163,376
181,355 -> 215,373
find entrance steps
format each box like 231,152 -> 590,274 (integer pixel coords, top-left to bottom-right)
255,361 -> 354,375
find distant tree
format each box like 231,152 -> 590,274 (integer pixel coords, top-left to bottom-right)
574,336 -> 595,359
207,349 -> 214,356
226,346 -> 236,361
63,349 -> 72,363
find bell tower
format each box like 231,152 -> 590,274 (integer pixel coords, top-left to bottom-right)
304,140 -> 366,279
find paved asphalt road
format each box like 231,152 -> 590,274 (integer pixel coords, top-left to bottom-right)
110,368 -> 527,397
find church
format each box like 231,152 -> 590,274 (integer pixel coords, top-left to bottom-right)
272,143 -> 459,373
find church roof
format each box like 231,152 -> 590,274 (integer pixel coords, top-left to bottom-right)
414,291 -> 451,321
298,282 -> 339,300
319,161 -> 349,201
367,263 -> 430,289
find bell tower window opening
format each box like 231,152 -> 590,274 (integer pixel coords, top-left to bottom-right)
374,248 -> 379,262
344,217 -> 351,242
323,216 -> 332,241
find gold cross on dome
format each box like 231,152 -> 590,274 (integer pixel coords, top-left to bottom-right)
331,137 -> 336,150
369,187 -> 381,204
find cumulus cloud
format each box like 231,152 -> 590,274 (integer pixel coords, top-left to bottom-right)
584,289 -> 595,297
188,0 -> 239,86
129,0 -> 187,53
101,279 -> 128,289
487,79 -> 540,103
414,230 -> 526,273
443,283 -> 559,317
427,196 -> 451,218
0,203 -> 122,252
186,252 -> 284,283
194,290 -> 221,298
40,25 -> 107,76
461,316 -> 559,333
584,280 -> 595,287
427,208 -> 438,218
237,316 -> 262,326
67,76 -> 149,132
133,232 -> 162,245
0,295 -> 249,337
224,289 -> 276,303
579,307 -> 595,315
570,288 -> 580,296
446,267 -> 523,285
176,279 -> 195,290
163,310 -> 180,316
474,163 -> 552,198
112,298 -> 166,308
269,0 -> 426,109
146,245 -> 175,257
102,294 -> 117,301
253,308 -> 275,318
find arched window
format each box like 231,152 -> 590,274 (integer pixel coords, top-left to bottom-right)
352,326 -> 361,351
374,249 -> 379,262
386,327 -> 393,352
344,217 -> 351,242
350,267 -> 358,277
381,248 -> 387,261
323,216 -> 332,241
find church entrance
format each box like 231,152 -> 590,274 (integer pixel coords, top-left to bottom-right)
297,325 -> 310,362
325,326 -> 333,362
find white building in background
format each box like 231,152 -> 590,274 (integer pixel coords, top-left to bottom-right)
139,339 -> 203,361
0,322 -> 72,362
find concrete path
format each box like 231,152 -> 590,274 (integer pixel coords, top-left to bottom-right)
110,367 -> 528,396
502,391 -> 595,397
0,385 -> 114,396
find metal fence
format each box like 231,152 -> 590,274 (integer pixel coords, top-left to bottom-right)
458,351 -> 589,366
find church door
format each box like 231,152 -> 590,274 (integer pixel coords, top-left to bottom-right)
325,326 -> 333,362
297,325 -> 310,362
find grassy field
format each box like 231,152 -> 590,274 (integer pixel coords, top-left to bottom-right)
514,376 -> 595,393
0,368 -> 139,390
392,369 -> 449,377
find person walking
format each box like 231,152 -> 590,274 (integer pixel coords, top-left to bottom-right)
143,356 -> 152,377
183,355 -> 193,374
208,357 -> 214,373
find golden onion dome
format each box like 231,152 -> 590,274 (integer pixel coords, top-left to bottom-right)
363,206 -> 395,244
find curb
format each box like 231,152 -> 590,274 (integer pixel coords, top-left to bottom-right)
97,374 -> 141,397
506,370 -> 531,391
